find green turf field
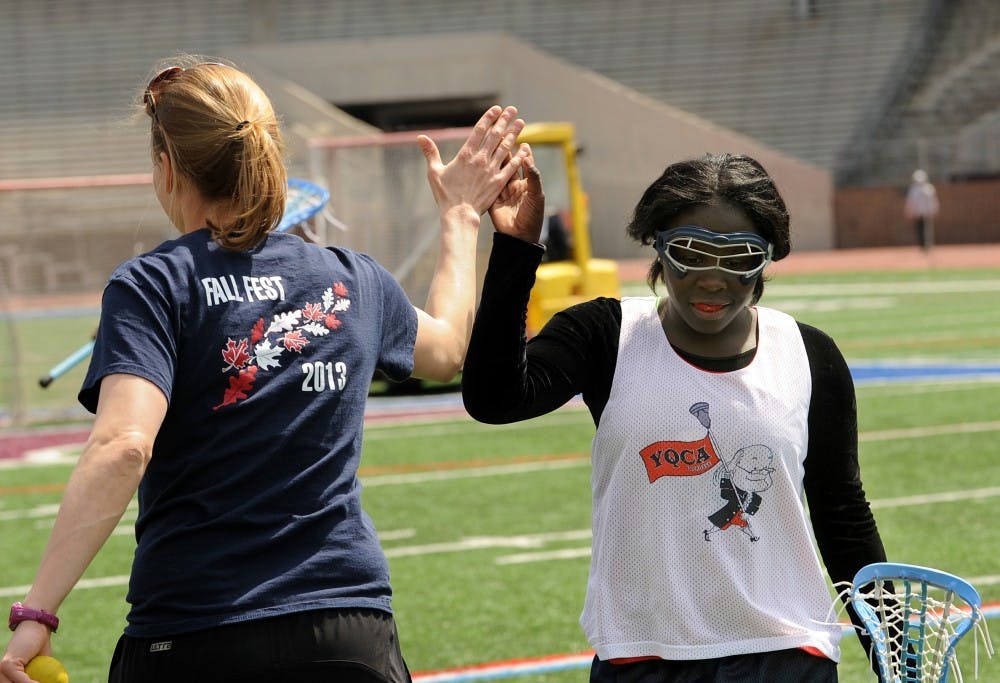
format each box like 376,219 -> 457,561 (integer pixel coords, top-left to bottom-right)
2,267 -> 999,682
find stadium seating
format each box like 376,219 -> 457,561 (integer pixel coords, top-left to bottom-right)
0,0 -> 973,183
2,0 -> 998,293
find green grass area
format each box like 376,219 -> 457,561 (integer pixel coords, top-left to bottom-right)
5,267 -> 1000,424
3,392 -> 998,682
2,267 -> 999,682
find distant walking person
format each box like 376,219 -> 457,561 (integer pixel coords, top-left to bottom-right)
904,169 -> 939,251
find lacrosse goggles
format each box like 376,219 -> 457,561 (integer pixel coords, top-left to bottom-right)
654,226 -> 773,284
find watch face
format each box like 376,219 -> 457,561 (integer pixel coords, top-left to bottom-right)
8,603 -> 23,630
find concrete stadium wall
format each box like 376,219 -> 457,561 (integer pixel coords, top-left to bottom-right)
835,179 -> 1000,248
229,33 -> 834,259
235,62 -> 382,169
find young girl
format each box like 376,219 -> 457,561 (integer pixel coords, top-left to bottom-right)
463,153 -> 888,682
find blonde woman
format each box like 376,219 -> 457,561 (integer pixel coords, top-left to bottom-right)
2,58 -> 530,683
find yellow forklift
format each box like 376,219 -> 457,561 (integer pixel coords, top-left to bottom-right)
516,122 -> 620,334
312,119 -> 621,393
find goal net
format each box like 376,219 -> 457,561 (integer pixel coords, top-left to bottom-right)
307,127 -> 497,306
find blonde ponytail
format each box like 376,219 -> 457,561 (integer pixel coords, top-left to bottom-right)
143,59 -> 287,251
213,117 -> 287,251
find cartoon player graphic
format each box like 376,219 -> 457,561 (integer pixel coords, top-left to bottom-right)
684,402 -> 775,543
704,444 -> 776,542
640,403 -> 777,543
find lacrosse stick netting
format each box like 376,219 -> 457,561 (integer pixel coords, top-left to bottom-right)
843,562 -> 993,682
276,177 -> 330,233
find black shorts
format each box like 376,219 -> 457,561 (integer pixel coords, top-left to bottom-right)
108,607 -> 411,683
589,649 -> 838,683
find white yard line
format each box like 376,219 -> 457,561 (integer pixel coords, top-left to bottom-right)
870,487 -> 1000,509
495,547 -> 593,565
767,280 -> 1000,296
384,530 -> 592,558
858,377 -> 1000,396
860,420 -> 1000,443
0,575 -> 131,598
362,405 -> 589,440
361,457 -> 589,486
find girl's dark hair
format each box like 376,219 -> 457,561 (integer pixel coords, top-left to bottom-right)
143,57 -> 287,251
625,153 -> 790,303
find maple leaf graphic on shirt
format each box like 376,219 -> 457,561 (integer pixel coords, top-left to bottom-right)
281,329 -> 309,352
214,280 -> 352,410
220,337 -> 251,370
303,302 -> 324,322
213,366 -> 258,410
250,318 -> 266,345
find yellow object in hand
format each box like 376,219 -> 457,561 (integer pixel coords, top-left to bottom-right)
25,656 -> 69,683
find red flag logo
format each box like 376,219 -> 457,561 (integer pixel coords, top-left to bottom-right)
640,436 -> 719,482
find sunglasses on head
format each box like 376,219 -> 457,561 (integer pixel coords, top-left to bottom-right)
143,62 -> 225,118
653,225 -> 773,284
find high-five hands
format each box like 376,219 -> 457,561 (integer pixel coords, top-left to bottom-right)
418,105 -> 530,219
488,143 -> 544,244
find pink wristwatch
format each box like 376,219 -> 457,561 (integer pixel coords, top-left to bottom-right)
8,602 -> 59,633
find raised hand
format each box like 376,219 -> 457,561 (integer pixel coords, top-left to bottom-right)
409,105 -> 532,382
417,105 -> 529,219
488,145 -> 545,244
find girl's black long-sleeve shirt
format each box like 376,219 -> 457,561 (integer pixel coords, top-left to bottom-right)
462,233 -> 888,666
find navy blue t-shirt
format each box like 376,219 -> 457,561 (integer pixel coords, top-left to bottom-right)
79,228 -> 417,637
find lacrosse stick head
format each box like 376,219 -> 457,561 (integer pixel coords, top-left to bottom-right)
850,562 -> 993,682
276,177 -> 329,233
